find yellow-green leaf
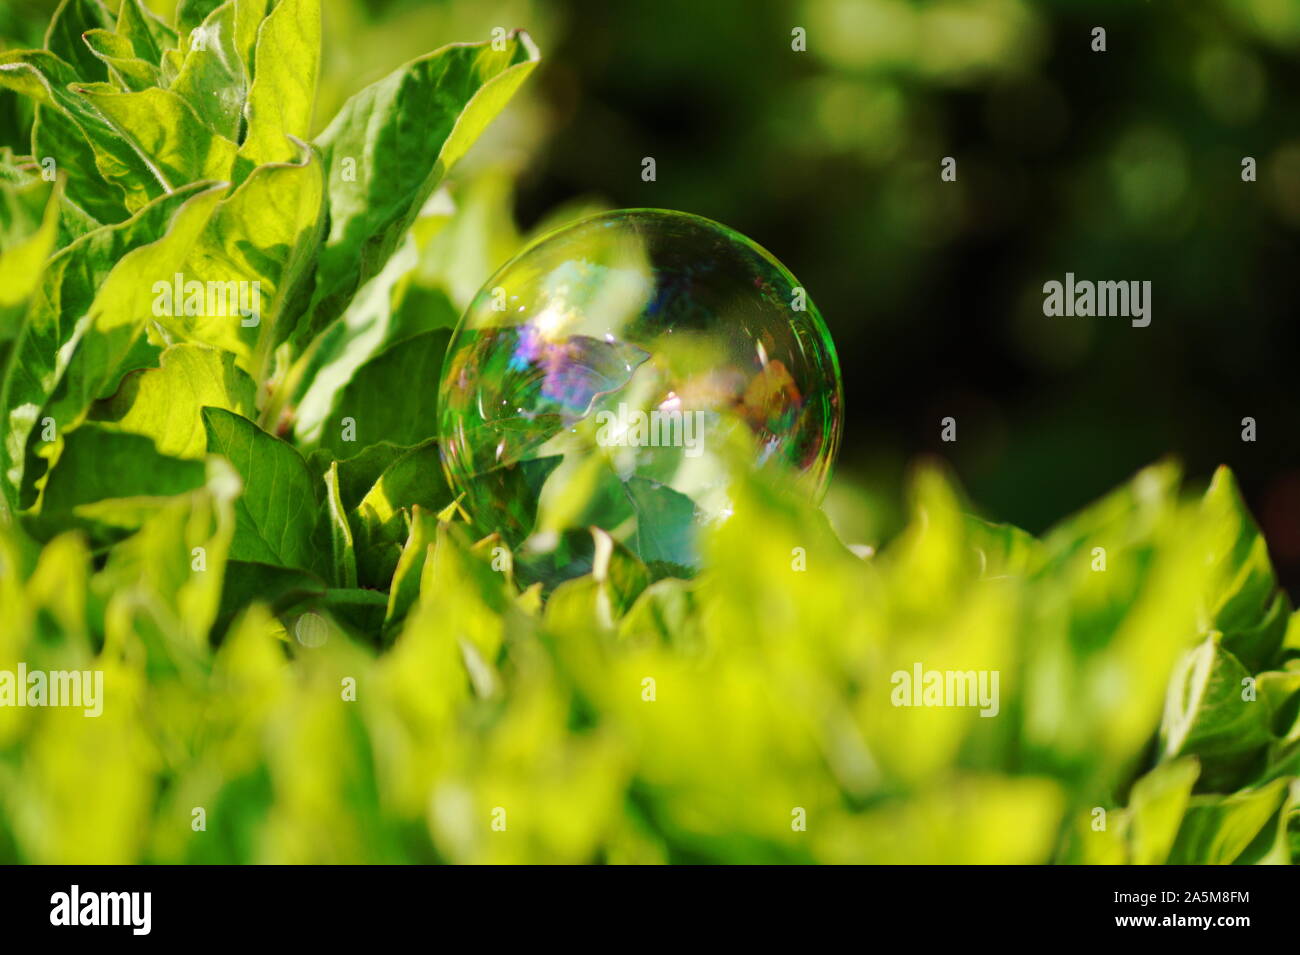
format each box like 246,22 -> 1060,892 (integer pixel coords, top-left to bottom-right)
235,0 -> 319,172
104,343 -> 257,459
297,31 -> 539,347
73,84 -> 238,189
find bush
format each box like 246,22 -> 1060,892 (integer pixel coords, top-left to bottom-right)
0,0 -> 1296,864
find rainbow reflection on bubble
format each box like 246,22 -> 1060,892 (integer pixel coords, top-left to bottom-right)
437,209 -> 843,582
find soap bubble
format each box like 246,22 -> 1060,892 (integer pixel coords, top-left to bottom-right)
437,209 -> 843,580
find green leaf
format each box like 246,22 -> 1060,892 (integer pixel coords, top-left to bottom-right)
463,454 -> 562,550
44,0 -> 116,84
1200,466 -> 1290,672
625,476 -> 699,567
0,176 -> 59,343
72,83 -> 239,188
97,456 -> 240,654
404,167 -> 525,310
418,518 -> 512,620
51,192 -> 101,249
1167,777 -> 1292,864
201,406 -> 318,570
298,31 -> 539,348
31,423 -> 205,541
1228,590 -> 1292,678
319,586 -> 388,639
231,0 -> 271,80
1160,634 -> 1274,789
965,514 -> 1040,579
352,440 -> 450,527
291,168 -> 521,445
351,439 -> 449,586
81,29 -> 161,92
171,1 -> 247,141
235,0 -> 319,173
1127,756 -> 1199,865
291,232 -> 423,443
39,183 -> 224,450
384,504 -> 439,628
591,527 -> 651,617
97,343 -> 258,459
1259,669 -> 1300,742
1,182 -> 223,512
306,441 -> 406,512
116,0 -> 178,66
320,461 -> 357,588
318,329 -> 448,457
160,49 -> 184,87
217,558 -> 325,627
619,576 -> 699,645
1,50 -> 161,213
528,527 -> 651,619
174,144 -> 325,375
31,103 -> 124,224
0,147 -> 30,183
515,527 -> 598,590
1018,462 -> 1222,783
176,0 -> 227,36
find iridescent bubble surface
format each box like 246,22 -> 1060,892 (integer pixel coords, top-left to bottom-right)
438,209 -> 843,578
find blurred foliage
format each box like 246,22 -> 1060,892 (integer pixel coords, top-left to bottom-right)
2,448 -> 1299,863
1,0 -> 1298,864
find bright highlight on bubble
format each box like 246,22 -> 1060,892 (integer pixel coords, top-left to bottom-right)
437,209 -> 843,579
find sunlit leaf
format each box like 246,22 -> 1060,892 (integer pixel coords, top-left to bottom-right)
296,32 -> 539,348
202,406 -> 317,570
